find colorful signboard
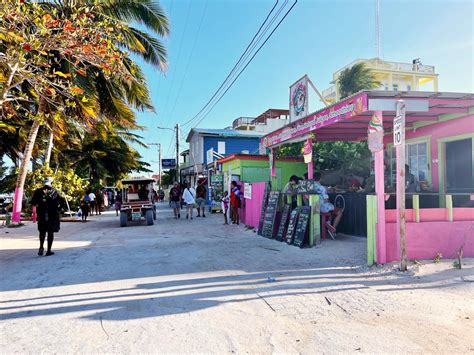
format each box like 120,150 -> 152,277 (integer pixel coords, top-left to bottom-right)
289,75 -> 309,122
262,92 -> 368,148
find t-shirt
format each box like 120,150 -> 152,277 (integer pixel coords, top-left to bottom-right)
169,187 -> 181,202
196,184 -> 206,199
183,188 -> 196,205
314,181 -> 334,213
88,192 -> 96,201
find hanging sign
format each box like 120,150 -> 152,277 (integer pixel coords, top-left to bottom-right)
161,159 -> 176,169
289,75 -> 309,122
263,92 -> 368,148
368,111 -> 384,153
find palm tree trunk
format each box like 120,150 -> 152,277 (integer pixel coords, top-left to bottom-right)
45,129 -> 54,166
11,116 -> 42,223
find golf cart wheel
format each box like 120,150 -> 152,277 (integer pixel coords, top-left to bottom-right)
120,211 -> 128,227
153,209 -> 156,220
146,209 -> 154,226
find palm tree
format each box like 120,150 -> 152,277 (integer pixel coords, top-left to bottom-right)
7,0 -> 168,222
338,63 -> 381,99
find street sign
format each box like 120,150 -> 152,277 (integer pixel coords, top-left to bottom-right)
393,115 -> 404,146
161,159 -> 176,169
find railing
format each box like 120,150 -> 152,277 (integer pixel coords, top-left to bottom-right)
232,117 -> 255,128
334,59 -> 436,79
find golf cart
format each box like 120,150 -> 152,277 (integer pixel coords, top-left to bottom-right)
120,178 -> 156,227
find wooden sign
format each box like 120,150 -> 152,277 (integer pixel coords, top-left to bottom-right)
285,208 -> 300,244
257,183 -> 271,236
293,206 -> 311,248
262,191 -> 280,239
276,204 -> 291,242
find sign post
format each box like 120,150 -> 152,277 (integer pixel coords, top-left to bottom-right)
394,100 -> 408,271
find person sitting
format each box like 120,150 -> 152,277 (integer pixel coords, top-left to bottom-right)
138,185 -> 148,201
314,172 -> 343,239
284,175 -> 299,209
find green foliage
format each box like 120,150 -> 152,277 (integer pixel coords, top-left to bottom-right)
24,166 -> 89,210
161,169 -> 176,187
338,63 -> 381,99
275,141 -> 371,176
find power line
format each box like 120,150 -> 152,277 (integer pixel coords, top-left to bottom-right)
180,0 -> 280,128
167,0 -> 209,122
191,0 -> 298,129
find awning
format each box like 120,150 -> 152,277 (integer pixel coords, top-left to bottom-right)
261,90 -> 474,148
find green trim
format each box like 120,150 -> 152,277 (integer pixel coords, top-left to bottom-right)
446,195 -> 453,222
309,195 -> 320,246
366,195 -> 377,266
413,194 -> 420,222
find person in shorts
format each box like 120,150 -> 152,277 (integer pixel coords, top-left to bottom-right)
314,172 -> 343,239
169,182 -> 181,219
195,181 -> 207,217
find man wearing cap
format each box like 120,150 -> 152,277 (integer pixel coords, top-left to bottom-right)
30,177 -> 66,256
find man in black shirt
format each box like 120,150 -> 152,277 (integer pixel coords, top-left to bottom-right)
30,177 -> 66,256
169,182 -> 181,219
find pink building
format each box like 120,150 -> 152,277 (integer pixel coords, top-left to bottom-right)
261,91 -> 474,264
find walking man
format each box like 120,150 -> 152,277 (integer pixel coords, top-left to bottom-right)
183,183 -> 196,220
195,180 -> 207,217
30,177 -> 65,256
169,182 -> 181,219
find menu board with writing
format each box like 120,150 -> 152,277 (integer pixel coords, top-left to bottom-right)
296,179 -> 318,194
257,183 -> 271,236
262,191 -> 280,239
276,204 -> 291,242
293,206 -> 311,248
285,208 -> 300,244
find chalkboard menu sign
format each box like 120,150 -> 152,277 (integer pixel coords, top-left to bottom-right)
276,204 -> 291,242
262,191 -> 280,239
293,206 -> 311,248
257,183 -> 271,236
285,208 -> 300,244
296,180 -> 318,194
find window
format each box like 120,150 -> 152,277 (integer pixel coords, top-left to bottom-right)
218,141 -> 226,154
388,141 -> 429,187
392,83 -> 398,91
407,84 -> 411,91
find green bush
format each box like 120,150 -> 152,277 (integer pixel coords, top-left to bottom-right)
25,166 -> 89,212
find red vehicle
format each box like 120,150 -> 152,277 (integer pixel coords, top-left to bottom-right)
120,178 -> 156,227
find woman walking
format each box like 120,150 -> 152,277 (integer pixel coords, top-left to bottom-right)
182,183 -> 196,220
80,193 -> 91,222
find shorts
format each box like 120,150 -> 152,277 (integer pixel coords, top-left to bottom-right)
170,201 -> 180,209
196,198 -> 206,208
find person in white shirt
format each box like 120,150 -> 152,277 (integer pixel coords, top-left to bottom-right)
182,183 -> 196,220
88,191 -> 96,215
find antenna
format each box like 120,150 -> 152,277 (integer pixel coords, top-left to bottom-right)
375,0 -> 381,59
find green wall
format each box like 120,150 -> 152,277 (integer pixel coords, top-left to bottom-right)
222,158 -> 307,190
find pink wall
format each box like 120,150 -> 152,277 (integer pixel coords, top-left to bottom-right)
383,114 -> 474,191
241,182 -> 266,228
385,221 -> 474,262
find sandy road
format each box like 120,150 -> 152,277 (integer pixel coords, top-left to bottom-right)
1,205 -> 473,353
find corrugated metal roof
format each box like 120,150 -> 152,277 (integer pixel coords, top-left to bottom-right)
186,128 -> 264,142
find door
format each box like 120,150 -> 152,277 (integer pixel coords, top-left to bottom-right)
445,138 -> 473,193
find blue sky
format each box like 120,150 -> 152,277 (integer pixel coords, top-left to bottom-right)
134,0 -> 474,174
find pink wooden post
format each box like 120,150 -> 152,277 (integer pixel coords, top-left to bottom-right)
270,149 -> 276,177
304,138 -> 313,179
11,187 -> 23,223
373,110 -> 387,264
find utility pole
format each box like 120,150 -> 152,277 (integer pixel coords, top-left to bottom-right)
175,123 -> 180,183
147,143 -> 161,191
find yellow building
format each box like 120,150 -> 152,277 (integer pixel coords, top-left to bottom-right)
322,58 -> 439,104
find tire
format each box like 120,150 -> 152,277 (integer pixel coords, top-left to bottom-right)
153,205 -> 157,220
120,211 -> 128,227
146,209 -> 154,226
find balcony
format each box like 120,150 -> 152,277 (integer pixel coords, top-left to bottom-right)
333,58 -> 436,80
322,85 -> 337,99
232,117 -> 255,130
